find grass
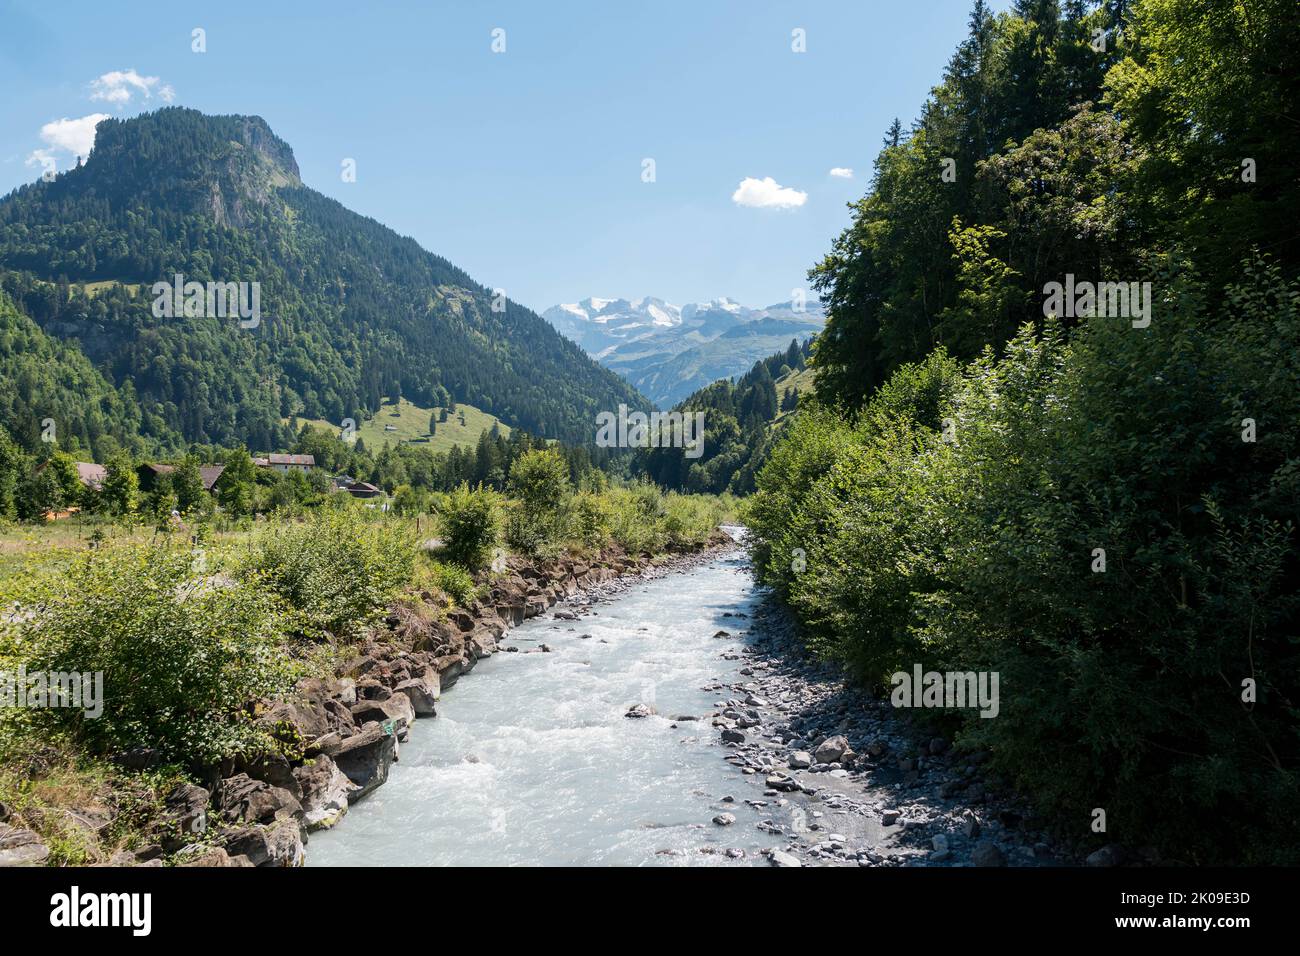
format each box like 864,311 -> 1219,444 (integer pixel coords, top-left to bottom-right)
293,397 -> 511,454
774,365 -> 815,425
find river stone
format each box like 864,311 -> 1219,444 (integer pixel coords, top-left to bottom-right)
971,841 -> 1005,867
768,849 -> 802,867
720,728 -> 746,744
789,751 -> 813,769
712,813 -> 736,826
813,735 -> 851,764
625,703 -> 656,719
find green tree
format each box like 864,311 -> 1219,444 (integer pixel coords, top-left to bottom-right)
99,452 -> 138,516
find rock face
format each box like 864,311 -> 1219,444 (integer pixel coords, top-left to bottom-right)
0,824 -> 49,867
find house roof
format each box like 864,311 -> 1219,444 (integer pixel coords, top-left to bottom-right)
266,453 -> 316,466
139,462 -> 225,490
199,464 -> 226,490
74,462 -> 107,489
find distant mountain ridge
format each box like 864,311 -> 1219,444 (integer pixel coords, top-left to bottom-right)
0,107 -> 648,457
543,295 -> 824,407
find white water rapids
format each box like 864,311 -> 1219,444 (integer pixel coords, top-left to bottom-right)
307,545 -> 793,866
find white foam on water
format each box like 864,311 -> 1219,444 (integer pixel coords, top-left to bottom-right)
307,552 -> 786,866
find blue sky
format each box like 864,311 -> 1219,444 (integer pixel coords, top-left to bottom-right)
0,0 -> 1005,313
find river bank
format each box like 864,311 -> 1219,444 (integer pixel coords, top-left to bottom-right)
707,596 -> 1084,867
307,539 -> 1085,867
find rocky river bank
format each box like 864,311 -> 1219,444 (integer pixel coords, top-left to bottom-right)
703,598 -> 1082,867
2,535 -> 1104,868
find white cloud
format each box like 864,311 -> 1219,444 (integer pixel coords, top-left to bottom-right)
731,176 -> 807,210
25,113 -> 110,174
37,114 -> 109,157
89,69 -> 173,107
829,167 -> 854,179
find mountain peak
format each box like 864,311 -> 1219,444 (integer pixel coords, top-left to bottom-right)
45,108 -> 301,227
542,294 -> 825,406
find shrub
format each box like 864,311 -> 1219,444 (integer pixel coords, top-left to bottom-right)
243,510 -> 417,639
506,448 -> 571,551
567,490 -> 613,547
607,481 -> 666,553
438,483 -> 502,569
421,559 -> 481,607
0,542 -> 297,765
747,257 -> 1300,864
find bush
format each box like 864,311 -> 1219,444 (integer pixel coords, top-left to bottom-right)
661,493 -> 728,548
421,559 -> 481,607
505,448 -> 571,552
0,542 -> 297,765
566,490 -> 613,547
607,481 -> 666,553
243,510 -> 417,639
438,483 -> 502,569
747,257 -> 1300,864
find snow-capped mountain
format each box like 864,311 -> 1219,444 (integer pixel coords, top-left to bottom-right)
542,296 -> 825,407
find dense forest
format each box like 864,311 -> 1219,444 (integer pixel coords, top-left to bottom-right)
746,0 -> 1300,864
0,108 -> 648,456
638,338 -> 810,494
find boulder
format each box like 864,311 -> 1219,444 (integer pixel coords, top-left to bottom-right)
1085,845 -> 1125,868
162,782 -> 211,845
0,824 -> 49,867
721,728 -> 746,744
231,752 -> 302,801
394,674 -> 438,717
216,774 -> 302,825
813,735 -> 852,764
971,841 -> 1005,867
350,693 -> 415,738
625,703 -> 657,719
174,846 -> 242,868
788,751 -> 813,770
219,818 -> 304,868
466,629 -> 498,659
326,723 -> 398,801
433,653 -> 468,690
263,818 -> 306,867
293,754 -> 358,831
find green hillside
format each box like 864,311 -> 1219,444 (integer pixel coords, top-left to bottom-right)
294,397 -> 510,456
0,108 -> 649,454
